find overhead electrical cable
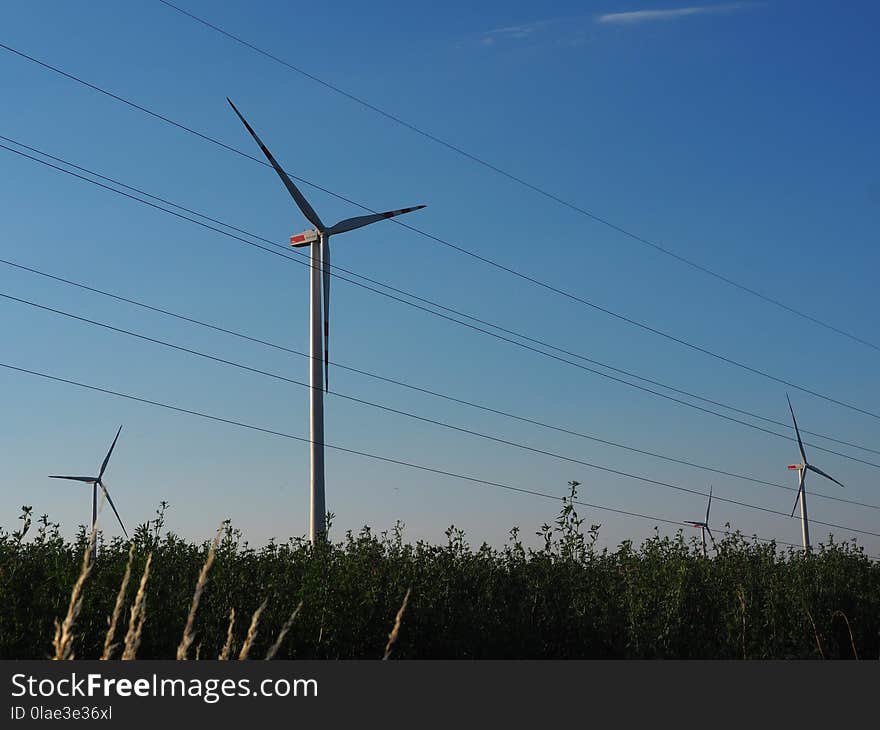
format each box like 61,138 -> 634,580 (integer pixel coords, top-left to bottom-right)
10,130 -> 870,451
2,138 -> 878,472
4,254 -> 880,514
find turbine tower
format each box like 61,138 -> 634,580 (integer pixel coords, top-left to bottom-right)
49,425 -> 128,561
227,98 -> 426,544
685,486 -> 716,558
786,395 -> 845,552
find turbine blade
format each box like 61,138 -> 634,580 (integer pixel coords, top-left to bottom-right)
791,475 -> 805,517
99,481 -> 128,539
48,476 -> 97,482
706,486 -> 713,524
226,98 -> 324,230
322,236 -> 330,392
786,394 -> 808,463
99,425 -> 122,481
807,463 -> 846,489
325,205 -> 426,236
705,526 -> 718,550
98,482 -> 128,539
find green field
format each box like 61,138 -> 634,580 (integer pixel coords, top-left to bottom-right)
2,491 -> 877,660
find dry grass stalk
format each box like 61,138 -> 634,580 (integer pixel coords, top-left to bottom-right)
176,530 -> 221,661
52,526 -> 96,660
265,600 -> 303,660
832,610 -> 859,660
122,553 -> 153,660
383,588 -> 412,660
316,611 -> 325,648
736,586 -> 747,660
806,608 -> 826,659
101,544 -> 134,660
238,598 -> 268,660
219,607 -> 236,660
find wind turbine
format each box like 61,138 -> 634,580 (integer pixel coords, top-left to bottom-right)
227,98 -> 426,544
786,395 -> 845,552
685,486 -> 716,558
49,425 -> 128,561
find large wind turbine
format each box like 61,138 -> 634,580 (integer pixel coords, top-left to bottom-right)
786,395 -> 845,552
227,98 -> 426,544
685,486 -> 716,558
49,425 -> 128,561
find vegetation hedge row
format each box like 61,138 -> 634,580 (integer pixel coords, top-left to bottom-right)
1,491 -> 878,659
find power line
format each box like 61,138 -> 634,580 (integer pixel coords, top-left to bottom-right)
2,141 -> 879,480
5,253 -> 880,515
13,130 -> 875,456
5,289 -> 880,542
2,42 -> 878,423
2,136 -> 878,470
11,129 -> 867,452
154,0 -> 880,356
2,358 -> 873,558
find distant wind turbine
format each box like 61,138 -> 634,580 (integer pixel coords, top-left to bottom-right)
786,395 -> 845,552
685,486 -> 716,558
49,425 -> 128,561
227,98 -> 426,544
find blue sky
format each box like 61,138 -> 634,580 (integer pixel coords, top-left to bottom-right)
1,0 -> 878,553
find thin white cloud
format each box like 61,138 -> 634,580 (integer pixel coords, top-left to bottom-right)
596,3 -> 748,25
481,18 -> 559,42
473,16 -> 598,49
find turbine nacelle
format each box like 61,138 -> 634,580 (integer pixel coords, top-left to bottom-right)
290,229 -> 320,247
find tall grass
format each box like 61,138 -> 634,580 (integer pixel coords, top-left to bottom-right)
51,526 -> 95,660
101,544 -> 134,660
121,553 -> 152,660
383,588 -> 411,660
176,529 -> 220,660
